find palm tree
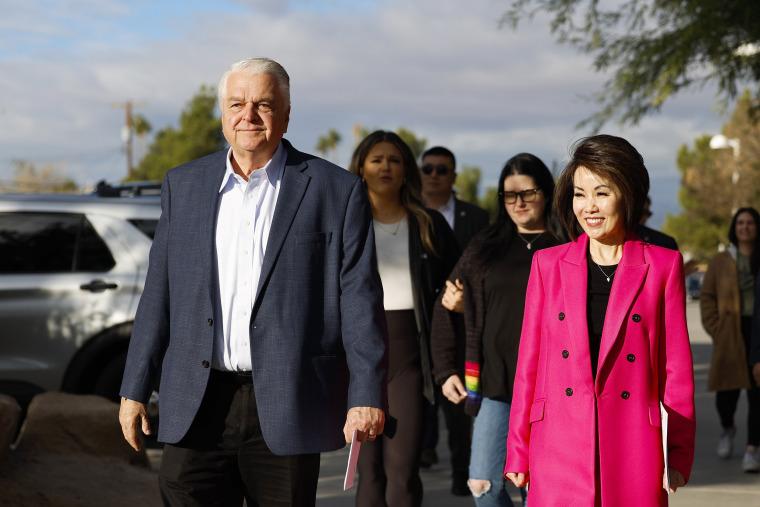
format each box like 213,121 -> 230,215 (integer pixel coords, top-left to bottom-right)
316,128 -> 342,164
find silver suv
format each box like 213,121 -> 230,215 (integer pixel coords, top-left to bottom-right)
0,194 -> 161,408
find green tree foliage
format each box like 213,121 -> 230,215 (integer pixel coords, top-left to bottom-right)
351,126 -> 428,162
662,92 -> 760,258
2,160 -> 78,193
480,186 -> 500,222
315,128 -> 342,163
131,113 -> 152,164
503,0 -> 760,130
455,165 -> 481,205
129,85 -> 225,181
455,165 -> 499,220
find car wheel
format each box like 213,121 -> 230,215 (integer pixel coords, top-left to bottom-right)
92,351 -> 127,402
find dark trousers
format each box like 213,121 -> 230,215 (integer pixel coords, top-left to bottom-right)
357,310 -> 425,507
158,370 -> 320,507
715,316 -> 760,446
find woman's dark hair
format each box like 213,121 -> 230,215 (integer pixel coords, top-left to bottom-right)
474,153 -> 564,270
348,130 -> 437,256
555,135 -> 650,241
728,207 -> 760,278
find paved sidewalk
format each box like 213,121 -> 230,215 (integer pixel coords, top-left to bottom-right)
316,301 -> 760,506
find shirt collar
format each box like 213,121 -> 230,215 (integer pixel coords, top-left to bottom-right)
439,192 -> 456,213
219,142 -> 286,193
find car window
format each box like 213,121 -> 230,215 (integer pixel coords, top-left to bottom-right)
0,212 -> 115,274
127,219 -> 159,239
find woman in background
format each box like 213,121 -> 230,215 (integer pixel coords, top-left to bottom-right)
349,130 -> 459,506
431,153 -> 564,506
701,207 -> 760,472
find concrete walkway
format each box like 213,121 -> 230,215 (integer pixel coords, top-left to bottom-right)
316,301 -> 760,506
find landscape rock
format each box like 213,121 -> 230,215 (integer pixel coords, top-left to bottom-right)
14,391 -> 148,466
0,394 -> 21,462
0,392 -> 161,506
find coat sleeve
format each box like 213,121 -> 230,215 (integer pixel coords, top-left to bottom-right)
659,252 -> 696,483
340,179 -> 389,411
430,262 -> 464,385
504,252 -> 545,477
120,173 -> 172,403
699,255 -> 720,340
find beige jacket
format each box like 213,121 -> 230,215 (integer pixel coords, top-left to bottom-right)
700,248 -> 751,391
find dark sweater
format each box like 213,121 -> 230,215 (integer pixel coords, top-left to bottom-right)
430,228 -> 557,414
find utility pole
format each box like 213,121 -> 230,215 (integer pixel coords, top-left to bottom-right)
112,101 -> 145,180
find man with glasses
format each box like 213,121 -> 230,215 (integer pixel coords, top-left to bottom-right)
419,146 -> 488,495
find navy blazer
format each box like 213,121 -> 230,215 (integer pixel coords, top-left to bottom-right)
120,140 -> 388,455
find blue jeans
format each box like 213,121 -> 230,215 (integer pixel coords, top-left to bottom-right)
469,397 -> 527,507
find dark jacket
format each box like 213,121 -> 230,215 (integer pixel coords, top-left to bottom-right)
408,209 -> 460,404
452,198 -> 490,250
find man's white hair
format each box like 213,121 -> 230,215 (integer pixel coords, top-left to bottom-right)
217,57 -> 290,108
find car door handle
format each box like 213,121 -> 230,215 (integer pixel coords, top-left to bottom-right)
80,280 -> 119,292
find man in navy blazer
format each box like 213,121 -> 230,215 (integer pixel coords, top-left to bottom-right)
119,58 -> 388,506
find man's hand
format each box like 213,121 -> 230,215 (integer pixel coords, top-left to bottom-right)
442,375 -> 467,404
441,279 -> 464,313
343,406 -> 385,443
753,363 -> 760,386
119,397 -> 151,451
663,467 -> 686,493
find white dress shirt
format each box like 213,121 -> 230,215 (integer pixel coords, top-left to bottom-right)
438,193 -> 456,231
211,143 -> 285,371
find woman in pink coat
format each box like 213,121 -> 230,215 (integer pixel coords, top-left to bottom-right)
504,135 -> 696,506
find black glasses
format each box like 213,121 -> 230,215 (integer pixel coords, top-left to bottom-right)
501,188 -> 541,204
421,164 -> 450,176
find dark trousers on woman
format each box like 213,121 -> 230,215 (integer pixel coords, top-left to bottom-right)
715,316 -> 760,446
356,310 -> 425,507
158,369 -> 320,507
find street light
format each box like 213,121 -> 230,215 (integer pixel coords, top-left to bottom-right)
709,134 -> 740,158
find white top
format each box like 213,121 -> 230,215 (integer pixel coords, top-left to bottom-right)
373,217 -> 415,311
437,193 -> 456,231
211,143 -> 286,371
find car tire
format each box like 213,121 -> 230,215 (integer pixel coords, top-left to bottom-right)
92,351 -> 127,402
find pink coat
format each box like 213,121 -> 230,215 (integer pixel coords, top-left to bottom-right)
505,234 -> 696,506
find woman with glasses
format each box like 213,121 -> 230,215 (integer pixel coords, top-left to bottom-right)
504,135 -> 695,506
701,207 -> 760,472
430,153 -> 565,506
349,130 -> 460,506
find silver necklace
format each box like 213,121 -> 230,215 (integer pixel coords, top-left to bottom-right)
594,261 -> 617,283
375,220 -> 402,236
516,232 -> 544,250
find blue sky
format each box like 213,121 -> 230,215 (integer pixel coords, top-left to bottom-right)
0,0 -> 731,231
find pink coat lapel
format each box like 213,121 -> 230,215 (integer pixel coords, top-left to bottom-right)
597,235 -> 648,381
559,235 -> 594,391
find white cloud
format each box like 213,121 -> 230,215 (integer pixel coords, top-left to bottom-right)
0,0 -> 726,225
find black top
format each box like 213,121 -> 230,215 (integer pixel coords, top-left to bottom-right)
586,254 -> 617,380
481,232 -> 553,400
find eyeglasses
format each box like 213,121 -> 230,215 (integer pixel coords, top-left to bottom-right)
421,164 -> 450,176
501,188 -> 541,204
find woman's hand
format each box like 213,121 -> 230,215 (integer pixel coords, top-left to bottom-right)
441,279 -> 464,313
663,467 -> 686,493
442,374 -> 467,404
505,472 -> 527,488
